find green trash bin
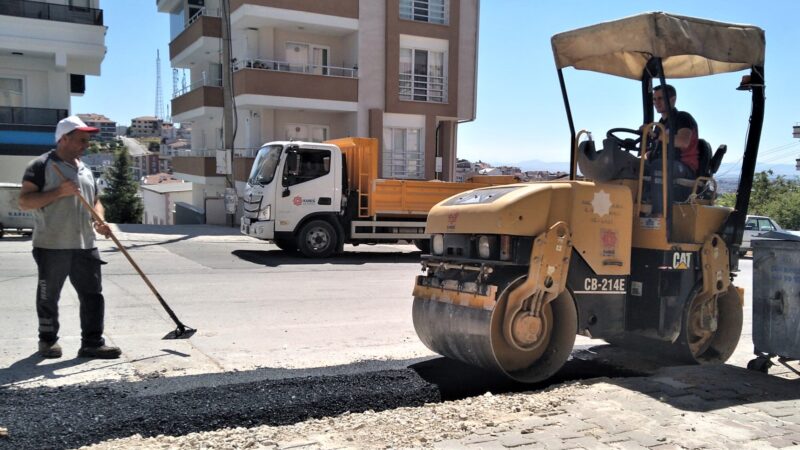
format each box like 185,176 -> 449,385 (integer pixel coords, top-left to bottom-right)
749,234 -> 800,372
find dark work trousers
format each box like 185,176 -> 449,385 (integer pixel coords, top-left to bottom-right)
32,248 -> 107,348
648,159 -> 696,215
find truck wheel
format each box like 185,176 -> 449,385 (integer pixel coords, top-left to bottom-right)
297,219 -> 338,258
273,239 -> 297,252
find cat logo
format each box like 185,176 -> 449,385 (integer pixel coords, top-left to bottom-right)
672,252 -> 692,270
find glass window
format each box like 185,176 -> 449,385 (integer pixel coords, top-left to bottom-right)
249,144 -> 283,185
0,78 -> 23,107
399,48 -> 446,102
400,0 -> 448,25
284,148 -> 331,186
383,128 -> 424,179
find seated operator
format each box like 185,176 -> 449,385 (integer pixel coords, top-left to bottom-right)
646,84 -> 699,215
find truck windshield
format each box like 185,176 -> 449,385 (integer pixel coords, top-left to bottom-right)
248,144 -> 283,185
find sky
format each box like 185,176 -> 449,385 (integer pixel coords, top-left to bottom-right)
73,0 -> 800,167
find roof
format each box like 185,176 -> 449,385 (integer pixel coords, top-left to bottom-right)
140,183 -> 193,194
551,12 -> 765,80
78,113 -> 114,123
132,116 -> 161,122
142,173 -> 184,185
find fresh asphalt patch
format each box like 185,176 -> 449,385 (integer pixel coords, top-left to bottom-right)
0,348 -> 648,450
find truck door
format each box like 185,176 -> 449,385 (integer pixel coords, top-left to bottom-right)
275,147 -> 337,232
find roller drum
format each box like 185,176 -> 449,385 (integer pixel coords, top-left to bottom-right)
413,274 -> 578,383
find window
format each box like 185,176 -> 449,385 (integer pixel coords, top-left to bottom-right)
284,148 -> 331,186
285,124 -> 329,143
0,78 -> 23,107
285,42 -> 330,75
400,0 -> 448,25
400,48 -> 446,102
383,128 -> 424,179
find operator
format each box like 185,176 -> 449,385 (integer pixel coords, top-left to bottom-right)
646,84 -> 699,215
18,115 -> 122,360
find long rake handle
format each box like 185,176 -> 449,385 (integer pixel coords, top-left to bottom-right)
51,165 -> 189,330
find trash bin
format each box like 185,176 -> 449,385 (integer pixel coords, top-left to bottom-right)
749,234 -> 800,372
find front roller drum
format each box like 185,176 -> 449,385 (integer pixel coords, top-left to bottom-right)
412,276 -> 577,383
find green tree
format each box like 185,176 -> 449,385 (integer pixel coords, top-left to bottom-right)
716,171 -> 800,229
100,147 -> 143,224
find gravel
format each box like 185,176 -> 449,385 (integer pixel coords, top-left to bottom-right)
0,362 -> 590,450
81,382 -> 585,449
0,369 -> 439,450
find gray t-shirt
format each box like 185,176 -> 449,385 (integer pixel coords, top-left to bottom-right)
22,150 -> 98,249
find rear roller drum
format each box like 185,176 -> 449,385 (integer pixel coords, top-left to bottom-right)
413,274 -> 577,383
678,284 -> 743,364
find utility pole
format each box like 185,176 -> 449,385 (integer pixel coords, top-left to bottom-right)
221,0 -> 236,226
795,123 -> 800,171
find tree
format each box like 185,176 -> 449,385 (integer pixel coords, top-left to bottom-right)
716,170 -> 800,229
100,147 -> 143,224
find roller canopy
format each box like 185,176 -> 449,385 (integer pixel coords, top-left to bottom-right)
551,12 -> 765,79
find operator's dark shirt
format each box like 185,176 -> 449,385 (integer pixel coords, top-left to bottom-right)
652,109 -> 699,173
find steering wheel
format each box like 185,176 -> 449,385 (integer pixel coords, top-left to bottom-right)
606,128 -> 642,152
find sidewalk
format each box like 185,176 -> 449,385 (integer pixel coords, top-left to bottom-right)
435,363 -> 800,449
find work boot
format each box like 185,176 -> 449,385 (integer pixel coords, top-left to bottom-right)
38,341 -> 62,359
77,345 -> 121,359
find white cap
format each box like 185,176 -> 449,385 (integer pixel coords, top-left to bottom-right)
55,115 -> 99,143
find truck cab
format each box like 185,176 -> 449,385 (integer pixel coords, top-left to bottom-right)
241,141 -> 343,256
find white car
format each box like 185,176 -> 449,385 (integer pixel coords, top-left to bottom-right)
740,215 -> 782,256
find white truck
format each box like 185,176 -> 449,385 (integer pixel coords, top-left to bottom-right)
0,183 -> 34,238
239,137 -> 514,257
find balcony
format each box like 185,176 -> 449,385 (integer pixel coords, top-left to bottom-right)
169,7 -> 222,66
0,0 -> 103,26
230,0 -> 358,20
171,79 -> 224,121
0,106 -> 68,126
399,73 -> 447,103
232,59 -> 358,110
172,149 -> 256,180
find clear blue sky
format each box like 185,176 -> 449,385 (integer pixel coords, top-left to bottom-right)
73,0 -> 800,166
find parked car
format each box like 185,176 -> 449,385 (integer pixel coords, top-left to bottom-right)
740,215 -> 782,256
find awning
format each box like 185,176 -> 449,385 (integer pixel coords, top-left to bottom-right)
551,12 -> 765,79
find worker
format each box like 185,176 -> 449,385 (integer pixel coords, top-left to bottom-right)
646,84 -> 699,215
18,115 -> 121,359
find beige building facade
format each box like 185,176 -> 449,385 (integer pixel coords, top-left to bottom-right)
157,0 -> 479,222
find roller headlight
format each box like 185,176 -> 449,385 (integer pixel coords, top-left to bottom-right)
432,234 -> 444,255
257,205 -> 271,221
478,235 -> 492,259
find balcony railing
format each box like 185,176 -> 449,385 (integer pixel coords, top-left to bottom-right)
232,58 -> 358,79
399,73 -> 447,103
399,0 -> 448,25
186,6 -> 219,27
173,77 -> 223,99
0,0 -> 103,26
0,106 -> 68,126
172,148 -> 260,158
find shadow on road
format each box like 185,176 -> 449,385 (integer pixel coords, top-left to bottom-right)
3,345 -> 800,449
232,248 -> 422,266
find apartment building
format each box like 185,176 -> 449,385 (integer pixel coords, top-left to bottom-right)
129,116 -> 164,137
0,0 -> 106,182
78,113 -> 117,142
157,0 -> 479,222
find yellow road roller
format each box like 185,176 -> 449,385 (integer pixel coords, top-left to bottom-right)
412,12 -> 765,382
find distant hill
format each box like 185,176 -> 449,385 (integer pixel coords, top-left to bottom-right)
503,160 -> 799,178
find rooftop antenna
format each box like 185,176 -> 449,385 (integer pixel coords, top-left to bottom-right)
155,50 -> 164,120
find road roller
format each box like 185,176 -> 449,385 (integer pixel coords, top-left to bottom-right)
412,12 -> 766,382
